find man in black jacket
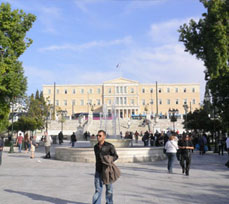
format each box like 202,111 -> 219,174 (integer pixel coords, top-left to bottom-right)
92,130 -> 118,204
178,135 -> 194,176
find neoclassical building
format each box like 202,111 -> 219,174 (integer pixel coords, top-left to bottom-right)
43,77 -> 200,118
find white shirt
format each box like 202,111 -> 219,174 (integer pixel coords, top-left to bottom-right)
165,140 -> 178,153
226,138 -> 229,149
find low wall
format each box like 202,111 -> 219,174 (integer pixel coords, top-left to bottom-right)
55,146 -> 166,163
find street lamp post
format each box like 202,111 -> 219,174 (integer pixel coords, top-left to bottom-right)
183,104 -> 189,132
9,100 -> 15,153
168,108 -> 178,131
58,110 -> 67,133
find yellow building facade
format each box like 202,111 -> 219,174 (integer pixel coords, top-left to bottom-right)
43,78 -> 200,118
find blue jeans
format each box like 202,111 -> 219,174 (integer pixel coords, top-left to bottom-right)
18,143 -> 22,152
167,153 -> 176,173
92,171 -> 113,204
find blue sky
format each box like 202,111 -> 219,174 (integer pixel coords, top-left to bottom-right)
4,0 -> 206,100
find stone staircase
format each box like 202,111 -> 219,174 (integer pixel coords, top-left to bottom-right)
48,118 -> 185,137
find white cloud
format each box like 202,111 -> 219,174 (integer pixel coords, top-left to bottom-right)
149,17 -> 201,44
38,7 -> 62,34
118,43 -> 206,100
123,0 -> 167,15
24,64 -> 120,95
39,36 -> 132,52
74,0 -> 105,13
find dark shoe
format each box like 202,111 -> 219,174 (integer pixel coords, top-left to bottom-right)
186,171 -> 189,176
182,169 -> 185,174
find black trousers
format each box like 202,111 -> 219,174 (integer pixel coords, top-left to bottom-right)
180,153 -> 191,173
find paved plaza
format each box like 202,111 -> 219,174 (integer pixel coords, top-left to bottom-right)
0,143 -> 228,204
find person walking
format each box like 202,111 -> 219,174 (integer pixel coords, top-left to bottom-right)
71,132 -> 77,147
226,134 -> 229,156
30,136 -> 37,159
178,135 -> 194,176
16,133 -> 23,153
165,135 -> 178,174
24,133 -> 30,153
225,134 -> 229,168
134,131 -> 139,143
58,131 -> 64,145
44,132 -> 52,159
92,130 -> 119,204
0,137 -> 4,166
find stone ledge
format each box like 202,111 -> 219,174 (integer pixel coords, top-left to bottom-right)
55,146 -> 166,163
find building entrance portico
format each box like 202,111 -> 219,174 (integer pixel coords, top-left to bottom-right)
108,108 -> 139,118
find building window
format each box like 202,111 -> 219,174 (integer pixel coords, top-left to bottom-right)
120,86 -> 123,93
176,99 -> 179,105
116,87 -> 119,93
159,99 -> 162,105
131,88 -> 134,93
159,88 -> 162,93
131,99 -> 134,105
192,88 -> 195,93
150,88 -> 153,93
124,86 -> 127,93
48,89 -> 51,94
192,99 -> 196,104
124,97 -> 127,105
184,99 -> 187,104
64,100 -> 67,106
120,97 -> 123,105
167,99 -> 170,105
72,89 -> 76,94
56,89 -> 59,94
167,88 -> 170,93
56,100 -> 59,106
142,88 -> 145,93
80,89 -> 84,94
72,100 -> 75,106
150,99 -> 153,104
108,88 -> 111,94
80,100 -> 84,106
142,99 -> 145,105
176,88 -> 178,93
116,97 -> 119,105
108,99 -> 111,105
97,88 -> 101,94
64,89 -> 67,94
184,88 -> 186,93
88,99 -> 92,105
89,89 -> 93,94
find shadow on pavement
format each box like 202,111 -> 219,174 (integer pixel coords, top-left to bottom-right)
4,189 -> 89,204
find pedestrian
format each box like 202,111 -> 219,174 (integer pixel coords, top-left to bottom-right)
198,135 -> 206,155
142,131 -> 149,147
16,133 -> 24,153
24,133 -> 30,153
218,137 -> 225,156
150,133 -> 155,146
178,135 -> 194,176
30,136 -> 37,159
0,137 -> 4,166
226,134 -> 229,155
92,130 -> 119,204
134,131 -> 139,143
58,131 -> 64,144
44,132 -> 52,159
71,132 -> 77,147
164,135 -> 178,174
